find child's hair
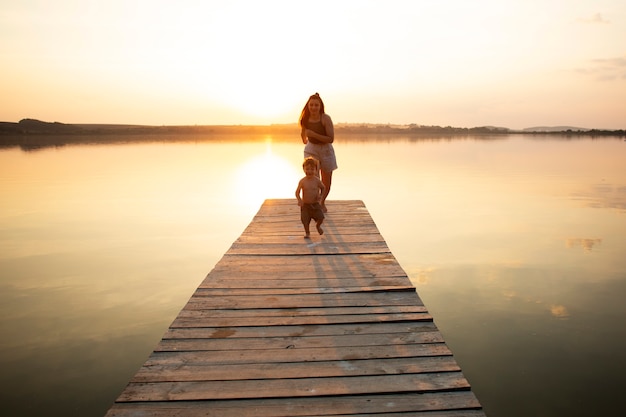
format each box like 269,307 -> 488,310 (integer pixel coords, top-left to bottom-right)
303,156 -> 319,170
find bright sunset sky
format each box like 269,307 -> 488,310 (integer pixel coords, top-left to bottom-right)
1,0 -> 624,129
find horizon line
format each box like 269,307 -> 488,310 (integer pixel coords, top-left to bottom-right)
5,118 -> 624,132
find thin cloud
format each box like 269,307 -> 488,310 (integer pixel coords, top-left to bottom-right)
578,12 -> 610,24
575,55 -> 626,81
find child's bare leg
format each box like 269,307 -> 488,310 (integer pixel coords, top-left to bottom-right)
303,222 -> 311,238
316,219 -> 324,235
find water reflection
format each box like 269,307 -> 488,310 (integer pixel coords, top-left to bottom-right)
574,182 -> 626,211
233,139 -> 301,209
0,134 -> 625,417
565,237 -> 602,252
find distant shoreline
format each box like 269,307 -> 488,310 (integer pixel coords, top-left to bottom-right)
1,118 -> 624,143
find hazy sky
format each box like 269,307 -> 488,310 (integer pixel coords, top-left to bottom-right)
2,0 -> 624,129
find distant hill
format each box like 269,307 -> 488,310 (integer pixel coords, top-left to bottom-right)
0,119 -> 301,135
0,118 -> 83,134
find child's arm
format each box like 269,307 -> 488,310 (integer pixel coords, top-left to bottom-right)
295,180 -> 303,206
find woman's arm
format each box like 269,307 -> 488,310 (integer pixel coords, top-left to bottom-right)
306,114 -> 335,143
318,178 -> 326,201
300,125 -> 308,144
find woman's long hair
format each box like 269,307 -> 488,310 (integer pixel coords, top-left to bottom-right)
299,93 -> 325,127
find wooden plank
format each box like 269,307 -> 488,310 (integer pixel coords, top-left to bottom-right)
180,308 -> 429,322
240,222 -> 380,234
177,306 -> 428,319
184,291 -> 421,309
118,372 -> 471,401
227,242 -> 391,255
203,267 -> 408,280
163,321 -> 439,340
193,285 -> 416,295
171,312 -> 433,328
155,330 -> 444,352
105,200 -> 485,416
234,233 -> 387,243
131,356 -> 461,382
203,254 -> 408,280
208,252 -> 404,267
106,392 -> 482,417
142,343 -> 453,366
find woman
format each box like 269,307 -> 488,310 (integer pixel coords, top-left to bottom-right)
299,93 -> 337,212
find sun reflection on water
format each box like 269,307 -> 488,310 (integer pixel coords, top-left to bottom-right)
233,140 -> 300,210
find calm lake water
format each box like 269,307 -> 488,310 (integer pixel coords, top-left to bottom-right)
1,133 -> 625,416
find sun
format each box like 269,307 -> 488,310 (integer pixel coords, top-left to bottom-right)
188,4 -> 310,123
132,2 -> 321,124
195,55 -> 307,123
223,84 -> 302,121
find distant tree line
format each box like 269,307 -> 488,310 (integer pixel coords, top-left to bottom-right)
335,123 -> 511,135
524,128 -> 626,137
1,118 -> 624,138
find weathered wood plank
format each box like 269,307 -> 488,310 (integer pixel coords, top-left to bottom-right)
106,392 -> 482,417
143,343 -> 453,366
171,311 -> 433,328
118,372 -> 471,401
234,233 -> 387,243
203,254 -> 409,280
227,242 -> 391,255
202,267 -> 408,281
184,291 -> 420,309
164,321 -> 439,339
209,252 -> 403,267
105,200 -> 484,416
178,306 -> 427,318
194,285 -> 416,295
156,330 -> 444,352
244,225 -> 374,235
132,356 -> 461,382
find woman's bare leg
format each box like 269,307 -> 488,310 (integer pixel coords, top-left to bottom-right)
320,170 -> 332,212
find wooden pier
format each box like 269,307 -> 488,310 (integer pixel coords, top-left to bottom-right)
105,199 -> 485,416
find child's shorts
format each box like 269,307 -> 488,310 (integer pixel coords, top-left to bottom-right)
301,202 -> 325,224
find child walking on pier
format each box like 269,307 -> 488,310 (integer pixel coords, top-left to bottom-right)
295,157 -> 326,238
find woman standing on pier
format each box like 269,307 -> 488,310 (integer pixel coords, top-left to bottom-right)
299,93 -> 337,212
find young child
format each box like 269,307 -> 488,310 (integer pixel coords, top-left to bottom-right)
295,157 -> 326,238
